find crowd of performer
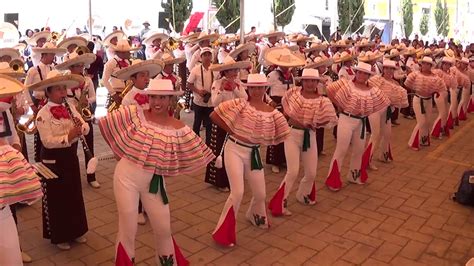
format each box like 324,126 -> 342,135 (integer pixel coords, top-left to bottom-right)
1,25 -> 474,265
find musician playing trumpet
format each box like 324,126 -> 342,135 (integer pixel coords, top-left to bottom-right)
55,49 -> 99,188
29,71 -> 89,251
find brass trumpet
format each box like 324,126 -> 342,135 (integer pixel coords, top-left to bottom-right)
78,89 -> 93,121
10,59 -> 24,73
162,37 -> 179,53
16,115 -> 37,135
75,45 -> 91,55
108,80 -> 134,112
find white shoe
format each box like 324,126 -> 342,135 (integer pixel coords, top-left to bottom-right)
75,236 -> 87,243
217,187 -> 230,192
369,163 -> 378,171
271,165 -> 280,173
282,208 -> 293,216
137,213 -> 147,225
184,108 -> 191,113
57,243 -> 71,250
89,181 -> 101,189
22,251 -> 32,263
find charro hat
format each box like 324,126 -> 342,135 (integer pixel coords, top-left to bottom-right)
55,51 -> 97,70
354,38 -> 375,48
306,55 -> 333,68
143,31 -> 169,46
144,78 -> 183,96
0,62 -> 25,79
358,51 -> 383,62
304,41 -> 329,53
228,42 -> 256,59
264,47 -> 306,67
333,51 -> 355,63
0,48 -> 21,61
330,39 -> 351,48
0,74 -> 24,97
384,48 -> 401,59
441,56 -> 455,64
288,34 -> 312,43
192,32 -> 219,43
209,56 -> 252,72
156,52 -> 186,65
31,42 -> 67,55
27,70 -> 84,91
103,30 -> 127,47
113,39 -> 140,52
419,56 -> 435,65
57,36 -> 88,50
263,30 -> 285,39
112,59 -> 164,80
26,31 -> 50,46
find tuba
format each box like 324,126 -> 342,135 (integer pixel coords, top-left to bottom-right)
107,80 -> 134,112
9,59 -> 25,73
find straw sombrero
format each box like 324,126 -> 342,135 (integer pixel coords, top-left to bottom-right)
192,32 -> 219,43
382,59 -> 397,69
57,36 -> 88,50
264,47 -> 306,67
288,34 -> 312,43
355,38 -> 375,48
403,47 -> 421,56
180,32 -> 200,43
156,53 -> 186,65
263,30 -> 285,39
379,44 -> 393,53
304,41 -> 329,53
417,48 -> 432,58
143,31 -> 169,46
384,49 -> 401,59
113,59 -> 164,80
0,48 -> 21,61
306,55 -> 333,68
228,42 -> 256,59
0,62 -> 26,79
55,52 -> 97,71
330,39 -> 352,48
396,43 -> 407,51
103,30 -> 127,47
353,61 -> 376,75
209,56 -> 252,72
113,39 -> 140,52
0,74 -> 24,97
444,49 -> 456,58
217,34 -> 238,44
358,51 -> 383,62
333,51 -> 355,63
27,70 -> 84,91
31,42 -> 67,55
419,56 -> 435,65
26,31 -> 50,46
144,79 -> 183,96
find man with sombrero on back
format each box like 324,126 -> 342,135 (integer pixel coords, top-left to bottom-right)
258,30 -> 285,75
265,46 -> 306,173
102,39 -> 138,108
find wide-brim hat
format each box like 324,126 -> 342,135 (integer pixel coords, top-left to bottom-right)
419,56 -> 435,65
288,34 -> 312,43
355,38 -> 375,48
0,61 -> 26,78
229,42 -> 256,59
0,48 -> 21,60
31,42 -> 67,55
358,51 -> 383,62
403,47 -> 420,56
0,74 -> 24,97
217,34 -> 238,44
306,55 -> 333,68
156,53 -> 186,65
457,57 -> 469,65
113,59 -> 164,80
180,32 -> 200,43
144,79 -> 183,96
382,59 -> 397,69
57,36 -> 88,50
396,43 -> 408,51
384,49 -> 401,59
304,42 -> 328,53
242,73 -> 271,87
113,39 -> 140,52
333,51 -> 355,64
294,68 -> 322,80
263,31 -> 285,39
441,56 -> 455,64
55,53 -> 97,71
330,39 -> 351,48
143,31 -> 169,46
26,31 -> 50,46
192,32 -> 219,43
264,47 -> 306,67
103,30 -> 127,47
28,71 -> 84,91
353,61 -> 376,75
379,44 -> 393,53
444,49 -> 456,58
210,56 -> 252,72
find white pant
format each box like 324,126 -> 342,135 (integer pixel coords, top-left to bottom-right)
408,96 -> 433,148
0,206 -> 22,266
213,140 -> 268,245
458,86 -> 471,117
281,128 -> 318,202
449,88 -> 459,119
431,91 -> 449,137
326,114 -> 367,188
113,158 -> 175,265
367,107 -> 390,163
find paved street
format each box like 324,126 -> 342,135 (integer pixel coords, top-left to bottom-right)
16,101 -> 474,265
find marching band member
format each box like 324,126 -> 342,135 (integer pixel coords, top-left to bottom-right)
29,71 -> 89,250
258,30 -> 285,74
102,30 -> 126,61
228,42 -> 256,82
187,47 -> 216,144
365,60 -> 408,167
99,79 -> 214,265
431,56 -> 457,138
333,51 -> 356,80
455,58 -> 471,121
405,57 -> 446,150
325,62 -> 390,191
183,32 -> 200,71
24,43 -> 66,162
143,31 -> 169,60
0,75 -> 42,266
265,47 -> 305,173
268,68 -> 337,216
216,35 -> 234,64
211,73 -> 290,247
205,57 -> 251,191
102,39 -> 136,108
55,50 -> 100,188
26,31 -> 51,67
57,36 -> 88,62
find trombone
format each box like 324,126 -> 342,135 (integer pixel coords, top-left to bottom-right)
107,80 -> 133,112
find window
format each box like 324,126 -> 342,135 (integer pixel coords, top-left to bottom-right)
422,7 -> 430,15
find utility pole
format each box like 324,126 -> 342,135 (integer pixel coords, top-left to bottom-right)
240,0 -> 245,42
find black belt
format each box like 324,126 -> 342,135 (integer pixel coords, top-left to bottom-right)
414,95 -> 432,114
289,124 -> 311,152
340,112 -> 367,139
228,136 -> 263,170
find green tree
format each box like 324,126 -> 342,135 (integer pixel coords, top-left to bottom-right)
420,13 -> 429,36
272,0 -> 296,31
402,0 -> 414,38
337,0 -> 365,34
212,0 -> 240,33
441,0 -> 450,37
161,0 -> 193,33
